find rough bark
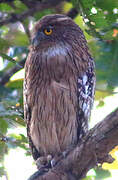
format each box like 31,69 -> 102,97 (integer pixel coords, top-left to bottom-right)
28,108 -> 118,180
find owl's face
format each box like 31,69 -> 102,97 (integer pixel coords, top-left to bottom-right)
31,14 -> 85,51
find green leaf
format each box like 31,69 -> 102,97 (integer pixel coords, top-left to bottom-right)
0,166 -> 5,177
95,167 -> 111,179
34,8 -> 55,20
0,118 -> 8,134
0,38 -> 10,52
96,0 -> 118,11
80,0 -> 94,13
10,31 -> 29,46
14,0 -> 27,13
0,3 -> 13,12
88,10 -> 108,28
6,79 -> 23,89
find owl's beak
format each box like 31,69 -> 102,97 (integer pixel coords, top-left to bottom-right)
31,32 -> 45,47
31,36 -> 39,47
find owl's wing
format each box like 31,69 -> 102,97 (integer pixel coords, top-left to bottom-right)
77,59 -> 95,139
24,63 -> 40,160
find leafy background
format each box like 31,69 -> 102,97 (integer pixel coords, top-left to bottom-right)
0,0 -> 118,179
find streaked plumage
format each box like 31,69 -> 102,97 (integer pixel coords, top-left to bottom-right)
24,14 -> 95,161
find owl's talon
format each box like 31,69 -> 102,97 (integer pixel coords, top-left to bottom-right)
62,145 -> 75,158
51,158 -> 57,167
47,154 -> 53,163
62,151 -> 68,158
50,154 -> 63,167
36,155 -> 52,170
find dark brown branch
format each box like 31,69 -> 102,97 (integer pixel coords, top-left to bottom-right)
28,108 -> 118,180
0,59 -> 25,86
0,0 -> 63,26
0,0 -> 14,3
0,0 -> 79,27
67,8 -> 79,19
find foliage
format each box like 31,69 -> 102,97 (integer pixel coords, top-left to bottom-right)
0,0 -> 118,179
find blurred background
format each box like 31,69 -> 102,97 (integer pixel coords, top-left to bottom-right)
0,0 -> 118,179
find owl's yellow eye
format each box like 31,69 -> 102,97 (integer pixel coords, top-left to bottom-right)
44,28 -> 52,35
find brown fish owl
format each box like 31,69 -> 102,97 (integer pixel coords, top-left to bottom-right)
24,14 -> 95,165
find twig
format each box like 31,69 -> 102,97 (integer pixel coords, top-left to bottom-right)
0,58 -> 25,86
21,22 -> 31,42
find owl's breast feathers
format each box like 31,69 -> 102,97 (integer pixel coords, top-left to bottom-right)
24,43 -> 95,158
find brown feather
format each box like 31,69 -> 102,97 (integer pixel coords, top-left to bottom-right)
24,14 -> 95,159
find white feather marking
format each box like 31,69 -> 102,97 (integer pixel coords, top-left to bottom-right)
85,85 -> 89,95
81,74 -> 89,99
56,17 -> 69,22
43,44 -> 70,58
82,74 -> 88,85
82,102 -> 87,111
83,101 -> 90,118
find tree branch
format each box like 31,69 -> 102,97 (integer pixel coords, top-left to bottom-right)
0,59 -> 25,86
67,8 -> 79,19
0,0 -> 79,27
0,0 -> 63,26
28,108 -> 118,180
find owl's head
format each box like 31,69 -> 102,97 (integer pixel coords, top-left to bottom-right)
31,14 -> 85,50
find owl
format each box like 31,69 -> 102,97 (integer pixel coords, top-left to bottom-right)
24,14 -> 95,168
